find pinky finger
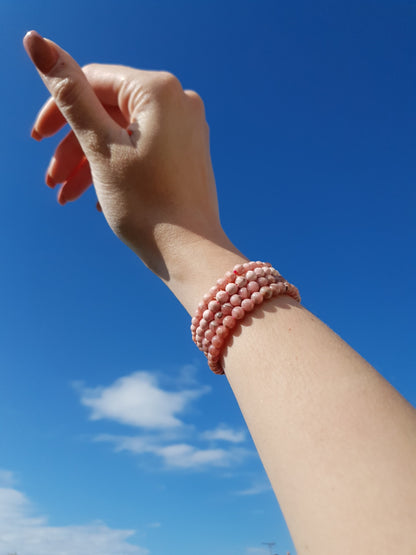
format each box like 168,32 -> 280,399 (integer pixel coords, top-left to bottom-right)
58,159 -> 92,205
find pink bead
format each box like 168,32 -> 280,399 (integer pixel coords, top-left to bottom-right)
202,338 -> 210,350
203,309 -> 214,322
270,283 -> 283,296
235,276 -> 247,288
225,282 -> 238,295
231,306 -> 245,320
239,287 -> 249,299
214,311 -> 223,321
251,292 -> 263,304
198,301 -> 206,313
230,294 -> 241,306
225,271 -> 235,282
208,300 -> 221,313
267,275 -> 276,284
247,281 -> 260,294
191,316 -> 199,326
209,320 -> 219,332
204,329 -> 215,341
203,292 -> 212,303
243,262 -> 251,270
199,319 -> 209,330
241,298 -> 255,312
209,285 -> 218,296
258,277 -> 268,287
233,264 -> 244,275
221,303 -> 233,316
216,325 -> 230,339
223,315 -> 236,329
254,267 -> 265,277
260,286 -> 273,299
216,290 -> 229,304
208,345 -> 220,357
216,277 -> 228,288
211,335 -> 223,349
196,327 -> 205,337
246,270 -> 257,281
271,268 -> 280,277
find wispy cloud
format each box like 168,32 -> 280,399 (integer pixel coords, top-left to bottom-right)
0,474 -> 148,555
95,434 -> 247,469
0,468 -> 17,487
76,371 -> 209,429
235,478 -> 272,496
77,371 -> 250,471
201,424 -> 246,443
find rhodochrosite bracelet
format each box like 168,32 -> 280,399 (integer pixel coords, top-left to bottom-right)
191,261 -> 301,374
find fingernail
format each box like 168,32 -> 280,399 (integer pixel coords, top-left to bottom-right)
23,30 -> 58,74
58,189 -> 66,205
45,174 -> 56,188
31,128 -> 43,141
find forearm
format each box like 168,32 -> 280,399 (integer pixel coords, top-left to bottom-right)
166,237 -> 416,554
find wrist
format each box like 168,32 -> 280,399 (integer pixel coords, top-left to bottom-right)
159,228 -> 248,315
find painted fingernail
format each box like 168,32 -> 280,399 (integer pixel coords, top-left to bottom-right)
58,189 -> 66,205
31,128 -> 43,141
96,201 -> 102,212
23,30 -> 58,74
45,174 -> 56,188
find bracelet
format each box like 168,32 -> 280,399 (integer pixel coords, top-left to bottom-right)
191,261 -> 300,374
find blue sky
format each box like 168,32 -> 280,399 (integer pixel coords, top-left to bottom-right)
0,1 -> 415,554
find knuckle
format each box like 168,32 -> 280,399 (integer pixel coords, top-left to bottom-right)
184,89 -> 206,115
53,76 -> 81,108
154,71 -> 183,99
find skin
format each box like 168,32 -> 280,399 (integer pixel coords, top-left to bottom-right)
24,31 -> 416,554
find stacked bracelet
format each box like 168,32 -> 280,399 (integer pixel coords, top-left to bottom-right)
191,261 -> 300,374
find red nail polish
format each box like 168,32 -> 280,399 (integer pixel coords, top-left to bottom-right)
31,128 -> 43,141
46,174 -> 56,188
23,31 -> 58,74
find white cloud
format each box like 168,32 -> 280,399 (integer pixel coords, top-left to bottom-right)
201,424 -> 246,443
76,371 -> 209,429
95,434 -> 246,469
0,483 -> 148,555
236,481 -> 272,496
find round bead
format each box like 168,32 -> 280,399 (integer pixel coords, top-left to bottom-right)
270,283 -> 283,296
247,281 -> 260,294
211,335 -> 223,349
199,319 -> 209,330
203,309 -> 214,322
271,268 -> 280,276
216,290 -> 229,304
235,276 -> 247,288
241,298 -> 255,312
243,262 -> 251,270
251,292 -> 264,304
214,311 -> 223,321
225,282 -> 238,295
217,277 -> 228,288
209,286 -> 218,296
191,316 -> 199,326
209,320 -> 219,332
190,324 -> 196,333
233,264 -> 244,275
223,315 -> 237,329
208,345 -> 221,357
197,301 -> 206,313
216,325 -> 230,339
204,329 -> 215,341
239,287 -> 249,299
260,286 -> 273,299
246,270 -> 257,281
254,267 -> 265,277
267,275 -> 276,284
202,338 -> 210,350
203,292 -> 212,303
221,303 -> 233,316
208,300 -> 221,313
225,271 -> 235,282
196,327 -> 205,337
258,277 -> 268,287
232,306 -> 245,320
230,294 -> 242,306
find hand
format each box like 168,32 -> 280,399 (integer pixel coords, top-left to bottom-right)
24,31 -> 229,279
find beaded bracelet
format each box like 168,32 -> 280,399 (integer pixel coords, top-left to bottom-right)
191,261 -> 300,374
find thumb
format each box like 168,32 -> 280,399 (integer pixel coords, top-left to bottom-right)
23,31 -> 120,155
